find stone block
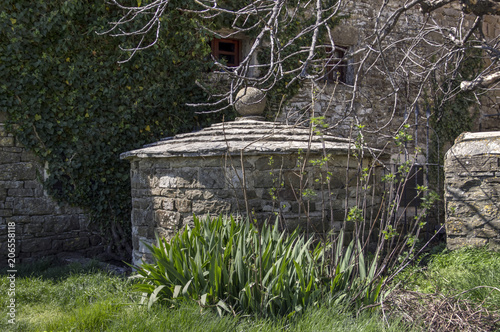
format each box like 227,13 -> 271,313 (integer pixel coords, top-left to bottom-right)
158,169 -> 198,189
212,190 -> 230,199
0,208 -> 12,217
52,215 -> 80,233
291,202 -> 301,214
5,215 -> 30,224
279,201 -> 292,213
152,197 -> 163,210
0,163 -> 36,181
162,198 -> 175,211
137,237 -> 155,254
183,215 -> 195,228
175,199 -> 192,213
234,189 -> 258,200
63,237 -> 90,251
154,226 -> 174,239
150,187 -> 162,196
0,151 -> 21,163
132,231 -> 140,250
243,198 -> 262,212
132,209 -> 153,226
21,238 -> 52,252
185,190 -> 204,200
199,168 -> 225,189
446,155 -> 499,173
489,239 -> 500,251
262,203 -> 276,212
160,189 -> 181,198
192,200 -> 231,215
13,198 -> 59,215
133,198 -> 152,210
446,179 -> 499,201
445,218 -> 470,236
254,171 -> 285,190
7,188 -> 34,197
329,209 -> 347,223
255,156 -> 277,170
255,155 -> 298,171
155,210 -> 181,229
0,136 -> 15,147
133,225 -> 154,239
283,171 -> 305,189
278,188 -> 296,201
447,236 -> 488,250
131,171 -> 153,189
22,222 -> 37,237
20,153 -> 38,163
225,157 -> 254,170
474,226 -> 499,239
23,180 -> 41,189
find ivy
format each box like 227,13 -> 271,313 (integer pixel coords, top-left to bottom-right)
0,0 -> 233,259
426,47 -> 482,204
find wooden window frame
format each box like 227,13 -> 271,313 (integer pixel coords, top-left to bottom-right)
325,46 -> 348,84
211,38 -> 241,67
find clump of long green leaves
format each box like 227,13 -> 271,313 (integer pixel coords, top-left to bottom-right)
132,215 -> 383,317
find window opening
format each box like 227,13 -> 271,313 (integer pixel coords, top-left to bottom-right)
211,38 -> 241,67
325,46 -> 348,84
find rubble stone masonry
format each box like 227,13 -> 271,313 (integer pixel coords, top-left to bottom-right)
444,132 -> 500,250
0,112 -> 104,266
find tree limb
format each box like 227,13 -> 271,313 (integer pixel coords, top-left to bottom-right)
420,0 -> 455,14
461,70 -> 500,90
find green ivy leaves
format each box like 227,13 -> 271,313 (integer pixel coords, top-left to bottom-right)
0,0 -> 232,257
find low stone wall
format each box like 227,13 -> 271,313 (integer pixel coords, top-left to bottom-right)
444,132 -> 500,250
0,117 -> 104,266
129,153 -> 376,265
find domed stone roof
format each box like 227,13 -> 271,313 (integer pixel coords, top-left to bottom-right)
121,118 -> 363,160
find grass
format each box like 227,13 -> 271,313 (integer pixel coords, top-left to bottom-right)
1,246 -> 498,332
396,244 -> 500,308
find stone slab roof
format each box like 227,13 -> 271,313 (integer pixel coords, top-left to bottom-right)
121,119 -> 373,160
447,131 -> 500,158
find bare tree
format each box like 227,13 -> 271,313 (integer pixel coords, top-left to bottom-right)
103,0 -> 500,117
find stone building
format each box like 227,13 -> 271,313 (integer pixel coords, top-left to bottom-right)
121,98 -> 384,264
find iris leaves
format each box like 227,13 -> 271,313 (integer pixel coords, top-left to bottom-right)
132,215 -> 384,317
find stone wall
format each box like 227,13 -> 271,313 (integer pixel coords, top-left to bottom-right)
129,153 -> 377,265
0,114 -> 104,266
444,132 -> 500,250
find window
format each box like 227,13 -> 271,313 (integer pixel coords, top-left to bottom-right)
325,46 -> 349,84
211,38 -> 241,67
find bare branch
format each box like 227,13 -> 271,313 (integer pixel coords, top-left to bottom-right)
461,70 -> 500,90
420,0 -> 455,14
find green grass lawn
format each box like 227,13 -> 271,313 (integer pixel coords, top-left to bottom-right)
1,246 -> 498,332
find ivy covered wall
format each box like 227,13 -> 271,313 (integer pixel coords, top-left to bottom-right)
0,0 -> 232,259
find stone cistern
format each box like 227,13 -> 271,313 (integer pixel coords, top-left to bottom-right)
121,88 -> 378,264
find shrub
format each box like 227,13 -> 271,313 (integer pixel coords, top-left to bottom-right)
131,215 -> 383,317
